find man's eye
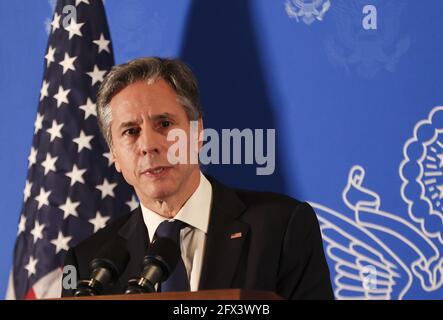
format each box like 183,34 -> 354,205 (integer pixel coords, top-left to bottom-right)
160,120 -> 171,128
123,128 -> 140,136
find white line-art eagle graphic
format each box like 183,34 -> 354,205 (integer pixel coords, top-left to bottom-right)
310,107 -> 443,299
285,0 -> 331,25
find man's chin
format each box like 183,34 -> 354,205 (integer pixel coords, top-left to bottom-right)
145,185 -> 177,201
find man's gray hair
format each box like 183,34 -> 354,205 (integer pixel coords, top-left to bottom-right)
96,57 -> 202,147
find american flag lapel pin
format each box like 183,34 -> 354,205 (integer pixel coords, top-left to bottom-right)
230,232 -> 242,239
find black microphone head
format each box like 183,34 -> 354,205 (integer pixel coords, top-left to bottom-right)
143,237 -> 180,280
90,236 -> 130,281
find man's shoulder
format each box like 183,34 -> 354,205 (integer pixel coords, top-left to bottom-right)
234,187 -> 315,222
225,184 -> 319,240
208,174 -> 310,215
235,187 -> 303,209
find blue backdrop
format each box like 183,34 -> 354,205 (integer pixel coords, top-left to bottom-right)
1,0 -> 442,299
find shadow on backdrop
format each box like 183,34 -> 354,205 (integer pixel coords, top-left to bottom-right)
179,0 -> 290,195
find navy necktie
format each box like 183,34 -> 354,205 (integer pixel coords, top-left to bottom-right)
154,219 -> 190,292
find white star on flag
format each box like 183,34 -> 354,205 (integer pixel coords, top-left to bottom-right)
89,212 -> 110,233
30,221 -> 45,244
75,0 -> 90,6
93,33 -> 110,53
24,256 -> 38,277
79,98 -> 97,119
45,46 -> 56,67
65,19 -> 84,39
17,215 -> 27,236
73,130 -> 94,152
65,164 -> 86,187
126,195 -> 139,211
41,153 -> 58,175
53,85 -> 71,108
24,180 -> 32,202
34,187 -> 51,210
50,232 -> 72,254
86,65 -> 106,86
46,120 -> 64,142
51,12 -> 61,33
28,147 -> 38,168
59,53 -> 77,74
102,152 -> 113,166
59,197 -> 80,219
34,113 -> 44,134
96,178 -> 117,199
40,80 -> 50,101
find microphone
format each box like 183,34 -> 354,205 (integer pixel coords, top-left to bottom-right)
74,236 -> 129,297
125,237 -> 180,294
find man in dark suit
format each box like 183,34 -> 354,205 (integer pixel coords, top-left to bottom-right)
62,57 -> 333,299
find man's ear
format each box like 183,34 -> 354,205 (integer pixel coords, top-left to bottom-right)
197,117 -> 204,151
111,148 -> 122,173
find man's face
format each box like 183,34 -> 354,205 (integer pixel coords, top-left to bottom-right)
109,79 -> 202,204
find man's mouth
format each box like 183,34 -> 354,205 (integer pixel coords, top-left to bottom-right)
141,166 -> 172,177
150,168 -> 165,174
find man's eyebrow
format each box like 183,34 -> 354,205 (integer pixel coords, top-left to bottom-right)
151,112 -> 177,121
118,113 -> 177,129
119,119 -> 141,129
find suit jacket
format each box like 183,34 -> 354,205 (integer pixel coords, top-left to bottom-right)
62,175 -> 334,299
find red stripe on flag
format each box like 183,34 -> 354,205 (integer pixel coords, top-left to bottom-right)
24,288 -> 36,300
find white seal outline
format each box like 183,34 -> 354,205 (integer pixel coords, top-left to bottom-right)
400,106 -> 443,245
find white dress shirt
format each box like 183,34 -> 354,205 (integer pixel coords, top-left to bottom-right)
140,172 -> 212,291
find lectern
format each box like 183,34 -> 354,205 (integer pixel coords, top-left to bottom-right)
56,289 -> 283,300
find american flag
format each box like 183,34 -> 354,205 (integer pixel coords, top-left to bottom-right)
6,0 -> 137,299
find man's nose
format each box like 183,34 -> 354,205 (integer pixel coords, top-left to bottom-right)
138,126 -> 162,156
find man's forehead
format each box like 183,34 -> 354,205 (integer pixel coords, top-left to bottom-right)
110,81 -> 179,111
111,78 -> 173,102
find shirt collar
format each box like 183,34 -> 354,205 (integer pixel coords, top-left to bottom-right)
140,172 -> 213,242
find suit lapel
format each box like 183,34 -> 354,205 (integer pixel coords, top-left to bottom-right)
199,176 -> 249,290
117,207 -> 149,287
